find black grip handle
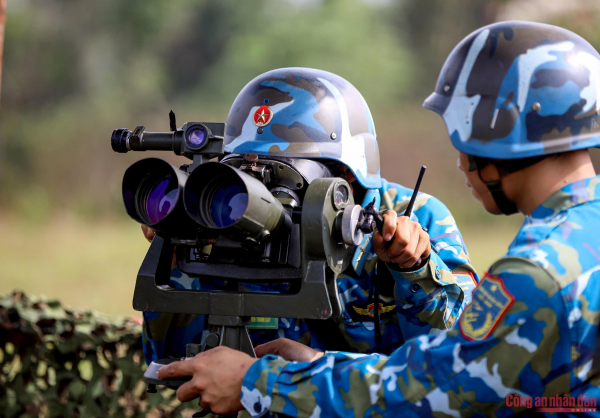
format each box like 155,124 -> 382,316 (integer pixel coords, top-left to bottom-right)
381,165 -> 426,244
358,165 -> 427,241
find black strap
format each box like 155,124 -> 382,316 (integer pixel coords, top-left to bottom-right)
307,261 -> 399,351
373,274 -> 381,346
467,155 -> 547,215
485,179 -> 519,215
305,318 -> 355,352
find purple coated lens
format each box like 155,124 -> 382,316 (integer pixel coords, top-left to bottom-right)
210,183 -> 248,227
189,129 -> 206,147
146,175 -> 178,224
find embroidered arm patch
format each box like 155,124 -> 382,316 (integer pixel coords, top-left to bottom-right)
460,273 -> 514,341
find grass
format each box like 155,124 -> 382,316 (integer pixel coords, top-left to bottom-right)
0,216 -> 148,318
0,215 -> 523,317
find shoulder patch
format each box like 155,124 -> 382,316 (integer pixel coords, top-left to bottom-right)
460,273 -> 514,341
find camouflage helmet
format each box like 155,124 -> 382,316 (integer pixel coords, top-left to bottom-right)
224,68 -> 381,189
424,21 -> 600,159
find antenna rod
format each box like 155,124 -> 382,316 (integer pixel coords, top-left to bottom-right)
404,165 -> 426,218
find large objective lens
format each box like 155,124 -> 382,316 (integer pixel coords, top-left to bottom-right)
183,161 -> 285,239
210,183 -> 248,227
146,174 -> 179,223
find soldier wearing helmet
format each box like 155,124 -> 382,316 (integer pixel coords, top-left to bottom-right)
155,24 -> 600,417
144,68 -> 478,377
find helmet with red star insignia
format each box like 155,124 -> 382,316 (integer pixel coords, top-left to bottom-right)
224,68 -> 381,189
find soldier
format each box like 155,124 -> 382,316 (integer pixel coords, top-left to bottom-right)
145,67 -> 478,384
156,23 -> 600,416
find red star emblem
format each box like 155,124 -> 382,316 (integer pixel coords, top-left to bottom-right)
253,105 -> 273,127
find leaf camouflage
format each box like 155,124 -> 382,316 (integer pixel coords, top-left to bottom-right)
0,291 -> 200,418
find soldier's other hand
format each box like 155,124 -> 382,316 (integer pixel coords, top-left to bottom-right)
157,346 -> 256,415
141,225 -> 156,242
373,210 -> 431,269
255,338 -> 324,362
142,224 -> 177,269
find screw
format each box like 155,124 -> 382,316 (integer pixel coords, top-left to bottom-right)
330,133 -> 337,140
444,84 -> 451,93
532,102 -> 541,112
257,127 -> 264,134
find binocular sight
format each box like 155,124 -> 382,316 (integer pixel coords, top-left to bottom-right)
112,112 -> 426,399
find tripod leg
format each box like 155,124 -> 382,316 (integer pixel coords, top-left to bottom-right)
221,325 -> 256,358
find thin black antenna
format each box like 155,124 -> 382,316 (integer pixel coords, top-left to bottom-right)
404,165 -> 426,218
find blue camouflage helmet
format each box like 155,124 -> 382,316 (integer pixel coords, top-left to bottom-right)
224,68 -> 381,189
424,21 -> 600,159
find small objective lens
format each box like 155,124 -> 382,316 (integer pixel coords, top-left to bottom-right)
189,128 -> 206,147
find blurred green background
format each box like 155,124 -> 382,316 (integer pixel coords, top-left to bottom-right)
2,0 -> 599,317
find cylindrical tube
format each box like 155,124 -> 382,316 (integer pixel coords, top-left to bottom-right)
129,132 -> 174,152
183,162 -> 285,240
111,129 -> 175,153
122,158 -> 197,235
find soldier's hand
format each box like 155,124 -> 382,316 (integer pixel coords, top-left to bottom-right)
157,346 -> 256,415
255,338 -> 324,362
141,224 -> 156,242
373,210 -> 431,269
141,224 -> 177,269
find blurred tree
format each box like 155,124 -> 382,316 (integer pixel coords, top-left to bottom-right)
0,0 -> 5,103
0,0 -> 597,222
0,0 -> 413,219
391,0 -> 490,99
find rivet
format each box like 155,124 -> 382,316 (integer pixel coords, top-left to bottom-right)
244,153 -> 259,163
257,127 -> 264,134
444,84 -> 451,93
532,102 -> 541,112
330,133 -> 337,140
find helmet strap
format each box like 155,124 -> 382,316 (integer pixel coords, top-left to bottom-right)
482,178 -> 519,215
467,155 -> 547,215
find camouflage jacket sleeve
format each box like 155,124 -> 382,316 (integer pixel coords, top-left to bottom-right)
378,180 -> 479,337
240,257 -> 563,417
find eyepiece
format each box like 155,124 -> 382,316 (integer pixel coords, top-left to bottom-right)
111,128 -> 131,153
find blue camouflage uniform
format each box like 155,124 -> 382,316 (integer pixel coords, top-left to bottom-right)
240,176 -> 600,417
142,180 -> 479,362
239,22 -> 600,417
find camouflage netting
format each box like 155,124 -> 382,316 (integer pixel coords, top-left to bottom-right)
0,291 -> 199,418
